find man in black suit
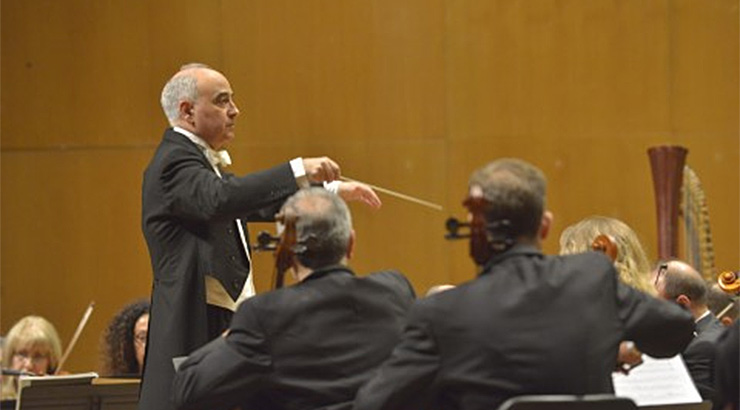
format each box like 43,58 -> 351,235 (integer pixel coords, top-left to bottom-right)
141,64 -> 381,410
171,187 -> 416,410
713,320 -> 739,410
655,260 -> 726,403
354,158 -> 695,410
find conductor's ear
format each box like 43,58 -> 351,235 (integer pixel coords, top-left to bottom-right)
180,101 -> 195,121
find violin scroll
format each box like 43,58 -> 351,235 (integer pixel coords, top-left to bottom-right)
717,270 -> 740,295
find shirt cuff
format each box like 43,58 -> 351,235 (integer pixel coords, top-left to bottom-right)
289,157 -> 309,189
323,180 -> 340,194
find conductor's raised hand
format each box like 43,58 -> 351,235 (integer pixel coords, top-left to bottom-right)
337,181 -> 382,209
303,157 -> 341,183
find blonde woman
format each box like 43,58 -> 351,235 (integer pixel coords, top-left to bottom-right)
1,316 -> 63,400
559,216 -> 658,372
559,216 -> 655,295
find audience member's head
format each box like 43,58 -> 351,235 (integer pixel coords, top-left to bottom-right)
654,260 -> 709,319
706,283 -> 738,327
280,188 -> 354,280
100,299 -> 150,376
1,316 -> 62,400
466,159 -> 551,257
559,216 -> 654,294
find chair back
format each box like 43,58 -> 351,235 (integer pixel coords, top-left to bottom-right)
498,394 -> 638,410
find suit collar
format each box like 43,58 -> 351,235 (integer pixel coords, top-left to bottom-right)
164,127 -> 200,149
302,264 -> 355,283
480,244 -> 543,276
163,128 -> 212,166
695,312 -> 719,333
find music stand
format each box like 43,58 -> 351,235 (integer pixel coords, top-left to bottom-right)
16,376 -> 139,410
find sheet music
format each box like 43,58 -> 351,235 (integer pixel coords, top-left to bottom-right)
612,355 -> 702,406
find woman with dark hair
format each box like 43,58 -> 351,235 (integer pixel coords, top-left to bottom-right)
100,299 -> 150,377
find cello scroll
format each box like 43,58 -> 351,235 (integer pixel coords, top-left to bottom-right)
591,234 -> 618,262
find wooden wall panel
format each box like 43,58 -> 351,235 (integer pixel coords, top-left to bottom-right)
1,0 -> 737,375
446,0 -> 671,139
671,0 -> 739,134
0,149 -> 154,371
221,0 -> 446,142
668,0 -> 740,273
1,0 -> 159,148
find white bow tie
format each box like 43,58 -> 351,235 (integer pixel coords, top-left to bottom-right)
205,149 -> 232,168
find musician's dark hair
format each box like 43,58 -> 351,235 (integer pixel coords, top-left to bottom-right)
469,158 -> 546,240
282,188 -> 352,269
100,299 -> 149,376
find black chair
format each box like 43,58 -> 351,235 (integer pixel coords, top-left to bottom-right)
498,394 -> 638,410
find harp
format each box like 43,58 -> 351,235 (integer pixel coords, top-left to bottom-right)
648,145 -> 716,280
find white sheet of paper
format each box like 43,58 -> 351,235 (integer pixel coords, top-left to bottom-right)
612,355 -> 702,406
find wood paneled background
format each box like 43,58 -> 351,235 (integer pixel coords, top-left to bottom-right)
2,0 -> 738,373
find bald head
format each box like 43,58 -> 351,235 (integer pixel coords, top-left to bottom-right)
161,65 -> 206,124
656,260 -> 708,317
160,63 -> 239,150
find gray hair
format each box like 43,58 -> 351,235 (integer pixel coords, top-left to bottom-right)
281,188 -> 352,269
160,63 -> 211,125
469,158 -> 546,239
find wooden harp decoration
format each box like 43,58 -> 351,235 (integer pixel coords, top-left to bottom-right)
648,145 -> 688,260
648,145 -> 717,281
681,166 -> 716,279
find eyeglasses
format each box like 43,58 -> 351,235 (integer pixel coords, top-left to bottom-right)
654,263 -> 668,287
13,351 -> 50,365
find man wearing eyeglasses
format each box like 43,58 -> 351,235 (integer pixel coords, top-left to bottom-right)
654,259 -> 726,404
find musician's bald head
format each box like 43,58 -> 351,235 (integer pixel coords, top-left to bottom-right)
656,259 -> 710,318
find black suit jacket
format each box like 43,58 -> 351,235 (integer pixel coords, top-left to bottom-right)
713,320 -> 739,410
140,128 -> 299,410
171,266 -> 416,410
353,246 -> 695,410
683,313 -> 726,402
